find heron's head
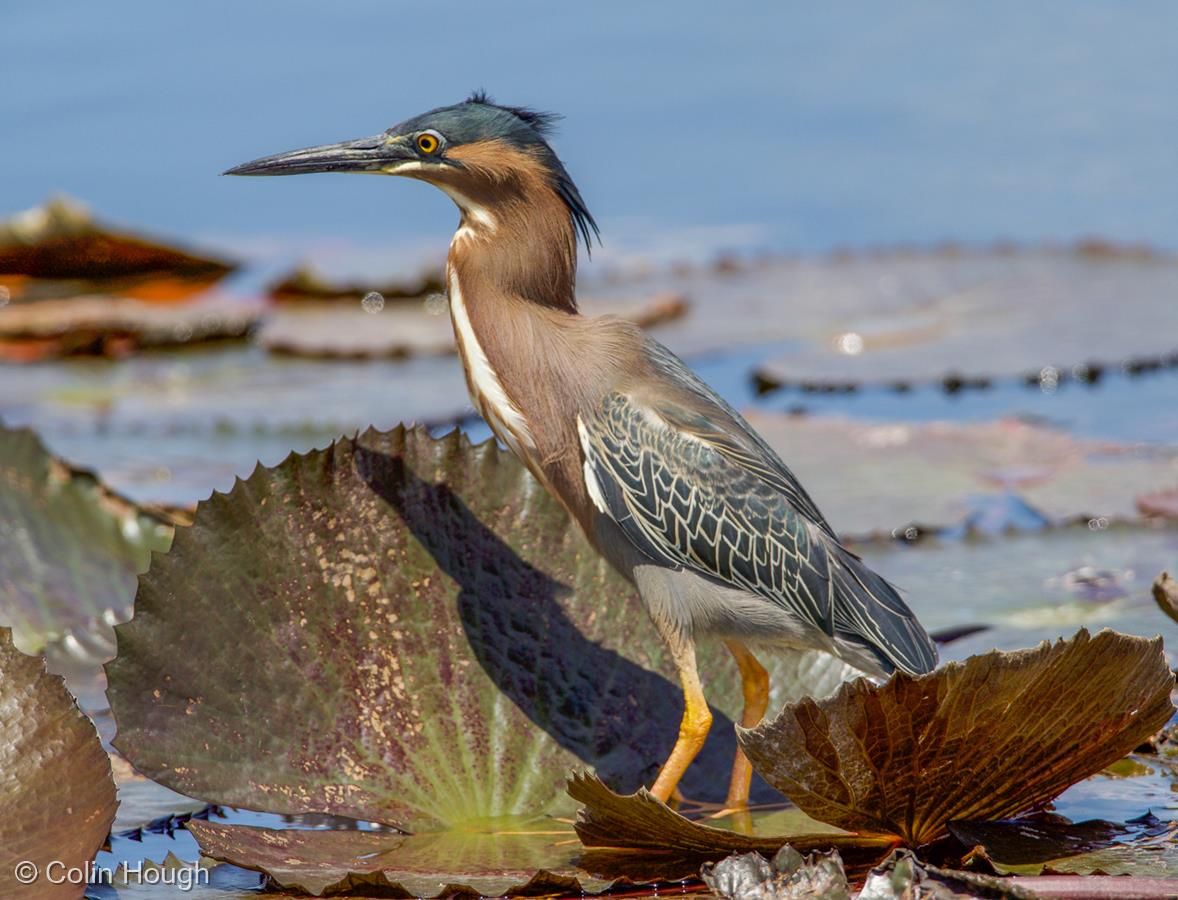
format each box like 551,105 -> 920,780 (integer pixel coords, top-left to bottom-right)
225,92 -> 598,253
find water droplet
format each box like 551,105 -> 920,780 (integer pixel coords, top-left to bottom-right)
423,292 -> 447,316
361,291 -> 385,314
1038,365 -> 1059,393
0,284 -> 9,306
836,332 -> 864,355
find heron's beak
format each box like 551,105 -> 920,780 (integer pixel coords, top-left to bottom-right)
223,134 -> 415,176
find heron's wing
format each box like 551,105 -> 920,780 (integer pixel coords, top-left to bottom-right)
578,384 -> 937,675
640,340 -> 840,539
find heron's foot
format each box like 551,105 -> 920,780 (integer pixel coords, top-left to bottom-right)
707,805 -> 755,835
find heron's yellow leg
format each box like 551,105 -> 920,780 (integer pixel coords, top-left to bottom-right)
723,639 -> 770,809
649,638 -> 712,804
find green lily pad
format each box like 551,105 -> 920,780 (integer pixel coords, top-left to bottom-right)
739,630 -> 1174,848
0,424 -> 174,660
0,626 -> 117,900
187,818 -> 610,897
108,426 -> 858,829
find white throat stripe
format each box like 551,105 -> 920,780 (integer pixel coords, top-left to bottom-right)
448,271 -> 534,455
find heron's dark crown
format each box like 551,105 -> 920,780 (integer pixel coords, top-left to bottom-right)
400,92 -> 598,251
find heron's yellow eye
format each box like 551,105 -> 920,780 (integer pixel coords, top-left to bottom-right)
417,133 -> 440,154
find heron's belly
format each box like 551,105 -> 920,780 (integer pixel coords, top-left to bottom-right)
591,516 -> 831,650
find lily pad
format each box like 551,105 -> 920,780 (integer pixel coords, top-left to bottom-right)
257,292 -> 687,359
1016,833 -> 1178,878
104,426 -> 866,893
0,294 -> 258,362
107,426 -> 859,824
855,522 -> 1178,661
187,818 -> 610,897
742,412 -> 1178,536
0,346 -> 475,507
0,423 -> 174,659
267,264 -> 446,303
0,626 -> 117,899
0,196 -> 235,303
747,249 -> 1178,391
739,630 -> 1174,847
947,813 -> 1174,869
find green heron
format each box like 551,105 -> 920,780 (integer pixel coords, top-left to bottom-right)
226,93 -> 938,810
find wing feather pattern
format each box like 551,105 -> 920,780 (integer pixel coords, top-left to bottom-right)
579,357 -> 937,676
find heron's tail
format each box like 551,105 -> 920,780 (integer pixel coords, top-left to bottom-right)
829,546 -> 938,676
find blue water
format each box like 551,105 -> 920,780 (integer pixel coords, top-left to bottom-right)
3,2 -> 1177,274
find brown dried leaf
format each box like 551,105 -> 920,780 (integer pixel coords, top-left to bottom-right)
568,773 -> 894,883
1152,572 -> 1178,625
739,630 -> 1175,847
